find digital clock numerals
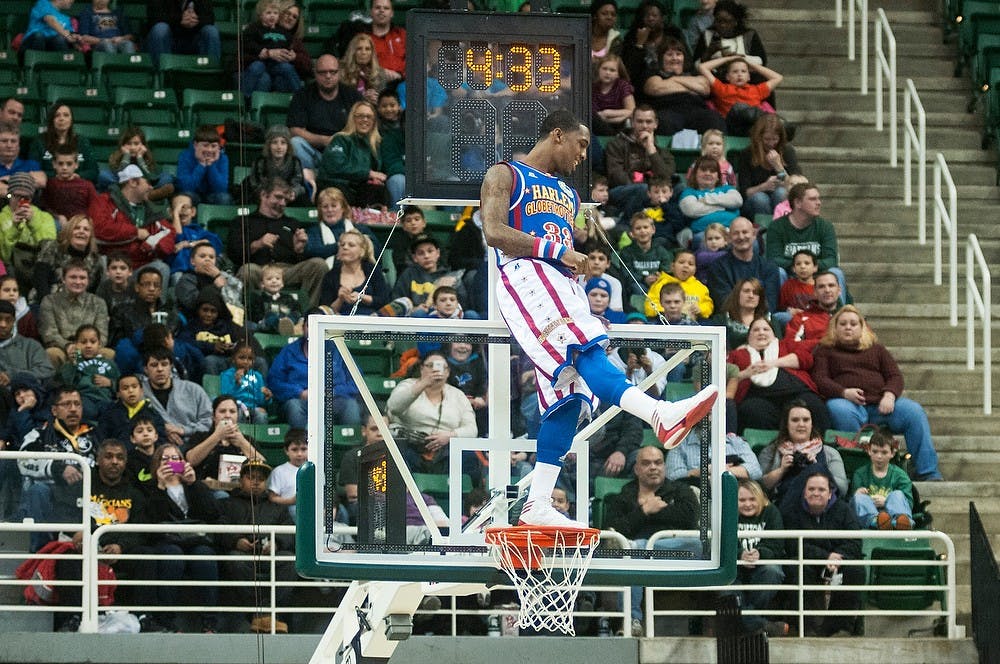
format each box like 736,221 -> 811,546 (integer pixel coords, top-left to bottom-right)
465,43 -> 493,91
439,41 -> 562,93
450,98 -> 497,179
436,41 -> 464,90
501,100 -> 547,162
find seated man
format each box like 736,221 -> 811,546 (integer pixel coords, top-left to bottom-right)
666,430 -> 762,484
145,0 -> 221,66
603,445 -> 700,636
779,470 -> 863,637
0,300 -> 54,385
0,123 -> 46,199
140,348 -> 213,447
37,260 -> 112,369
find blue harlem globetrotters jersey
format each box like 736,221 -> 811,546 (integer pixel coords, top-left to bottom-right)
494,160 -> 581,268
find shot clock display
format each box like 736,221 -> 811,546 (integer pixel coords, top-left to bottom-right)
404,10 -> 590,201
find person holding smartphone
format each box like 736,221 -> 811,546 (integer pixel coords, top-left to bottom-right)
184,395 -> 264,489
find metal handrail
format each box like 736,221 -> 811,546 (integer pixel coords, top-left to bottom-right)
847,0 -> 869,93
874,7 -> 897,165
966,234 -> 992,415
903,78 -> 927,244
933,153 -> 959,326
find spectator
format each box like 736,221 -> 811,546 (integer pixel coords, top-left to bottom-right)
173,241 -> 243,321
0,122 -> 46,198
385,204 -> 428,275
38,259 -> 111,369
585,277 -> 627,324
666,430 -> 762,482
39,145 -> 100,225
645,250 -> 713,320
442,341 -> 488,435
28,104 -> 99,183
20,0 -> 82,55
56,323 -> 119,421
241,125 -> 312,206
0,99 -> 25,135
247,263 -> 304,335
140,347 -> 214,447
592,54 -> 635,136
217,459 -> 296,634
125,415 -> 164,497
590,0 -> 622,61
227,177 -> 329,306
642,37 -> 726,136
239,0 -> 303,100
709,276 -> 768,350
620,0 -> 677,85
277,2 -> 313,81
390,234 -> 450,315
317,100 -> 390,208
144,443 -> 222,633
777,249 -> 817,320
734,115 -> 800,218
705,216 -> 780,312
603,106 -> 675,221
757,400 -> 848,510
677,155 -> 742,241
0,300 -> 54,383
731,478 -> 787,636
692,0 -> 767,66
577,243 -> 624,313
682,0 -> 715,51
77,0 -> 136,53
387,349 -> 480,483
602,445 -> 700,636
267,427 -> 305,521
287,54 -> 363,171
616,212 -> 673,299
266,308 -> 361,428
687,129 -> 736,186
219,342 -> 271,424
168,194 -> 225,275
765,182 -> 848,299
94,252 -> 133,313
375,88 -> 405,204
175,287 -> 262,375
0,275 -> 40,340
101,127 -> 173,198
367,0 -> 405,80
0,173 -> 57,294
89,164 -> 176,274
145,0 -> 221,67
698,54 -> 782,137
185,395 -> 264,483
17,386 -> 101,551
811,305 -> 943,481
784,271 -> 843,351
779,470 -> 862,637
100,372 -> 169,446
694,222 -> 728,282
31,214 -> 103,304
341,33 -> 389,106
305,187 -> 381,268
651,284 -> 701,381
175,125 -> 231,205
0,374 -> 48,518
851,430 -> 914,530
138,322 -> 204,385
107,265 -> 179,348
317,227 -> 389,315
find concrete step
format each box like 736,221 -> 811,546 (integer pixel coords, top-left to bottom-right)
934,436 -> 1000,453
779,88 -> 969,115
794,145 -> 996,166
768,39 -> 954,60
782,109 -> 984,130
779,74 -> 970,94
839,237 -> 1000,260
794,124 -> 986,150
816,182 -> 1000,200
775,54 -> 959,80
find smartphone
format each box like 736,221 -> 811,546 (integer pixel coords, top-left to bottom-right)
431,359 -> 446,372
221,419 -> 232,427
167,460 -> 185,474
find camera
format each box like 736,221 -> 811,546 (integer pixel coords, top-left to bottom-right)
430,359 -> 446,372
791,451 -> 810,467
222,419 -> 232,427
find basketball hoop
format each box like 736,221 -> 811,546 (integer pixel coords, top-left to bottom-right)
484,526 -> 601,636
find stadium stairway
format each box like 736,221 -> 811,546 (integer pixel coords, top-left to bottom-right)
756,0 -> 1000,639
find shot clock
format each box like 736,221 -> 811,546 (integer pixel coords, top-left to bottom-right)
404,10 -> 590,201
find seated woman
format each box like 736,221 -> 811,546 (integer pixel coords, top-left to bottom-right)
144,443 -> 223,633
590,0 -> 622,62
757,400 -> 848,511
692,0 -> 767,66
620,0 -> 678,86
317,228 -> 389,315
241,125 -> 313,206
316,101 -> 390,209
184,395 -> 265,484
31,214 -> 104,303
341,32 -> 389,106
727,317 -> 831,434
642,37 -> 727,136
732,478 -> 787,637
678,155 -> 742,247
811,305 -> 943,481
710,277 -> 769,350
28,104 -> 99,183
592,53 -> 635,136
734,114 -> 800,218
304,187 -> 381,268
386,349 -> 481,486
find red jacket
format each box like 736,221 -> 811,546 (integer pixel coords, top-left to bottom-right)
784,304 -> 832,352
89,192 -> 175,268
727,339 -> 818,403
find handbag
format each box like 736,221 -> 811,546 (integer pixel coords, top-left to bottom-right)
833,423 -> 886,450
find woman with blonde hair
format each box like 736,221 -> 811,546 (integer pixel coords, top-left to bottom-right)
734,114 -> 800,218
317,228 -> 390,315
305,187 -> 381,267
732,478 -> 787,636
32,214 -> 104,301
317,101 -> 389,208
341,32 -> 389,105
812,305 -> 942,481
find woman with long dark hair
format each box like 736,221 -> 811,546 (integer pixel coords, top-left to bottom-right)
28,103 -> 98,182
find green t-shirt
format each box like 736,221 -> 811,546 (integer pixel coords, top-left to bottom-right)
851,463 -> 913,508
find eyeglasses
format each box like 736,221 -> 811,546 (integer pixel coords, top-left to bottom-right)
162,455 -> 183,461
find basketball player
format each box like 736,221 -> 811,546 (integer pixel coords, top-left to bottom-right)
480,109 -> 718,528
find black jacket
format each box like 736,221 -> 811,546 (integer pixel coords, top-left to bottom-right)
603,478 -> 699,540
217,487 -> 295,552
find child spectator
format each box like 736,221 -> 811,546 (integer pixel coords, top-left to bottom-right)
678,155 -> 742,244
429,284 -> 474,320
0,275 -> 39,339
169,194 -> 226,275
176,125 -> 231,205
173,241 -> 243,320
57,323 -> 119,420
101,127 -> 173,197
126,414 -> 163,495
176,288 -> 262,375
220,342 -> 271,424
616,212 -> 673,298
386,205 -> 428,276
698,54 -> 783,137
77,0 -> 136,53
770,173 -> 809,219
694,222 -> 729,283
686,129 -> 736,186
620,177 -> 676,244
582,175 -> 619,241
101,372 -> 169,445
645,249 -> 713,320
585,277 -> 627,324
20,0 -> 82,54
852,430 -> 913,530
139,323 -> 204,385
391,234 -> 450,316
778,249 -> 817,318
241,125 -> 312,206
94,252 -> 133,313
658,282 -> 699,326
247,263 -> 303,336
40,145 -> 99,225
268,428 -> 307,522
239,0 -> 303,101
578,243 -> 624,313
591,53 -> 635,136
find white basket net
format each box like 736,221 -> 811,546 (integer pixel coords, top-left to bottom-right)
485,527 -> 601,636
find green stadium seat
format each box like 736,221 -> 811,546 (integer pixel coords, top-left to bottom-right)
241,422 -> 291,445
91,52 -> 154,93
864,538 -> 944,611
182,89 -> 244,127
113,87 -> 180,127
284,206 -> 319,224
363,375 -> 398,400
663,381 -> 696,401
724,135 -> 751,153
741,428 -> 778,453
0,50 -> 18,86
254,332 -> 297,363
251,90 -> 293,126
198,203 -> 252,245
74,124 -> 123,162
45,85 -> 112,124
592,475 -> 631,528
22,49 -> 87,90
202,373 -> 222,398
157,53 -> 225,95
141,126 -> 193,166
412,472 -> 472,504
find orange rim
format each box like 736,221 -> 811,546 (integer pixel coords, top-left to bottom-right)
485,526 -> 601,570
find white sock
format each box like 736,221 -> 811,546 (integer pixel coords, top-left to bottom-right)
526,462 -> 562,506
618,386 -> 658,423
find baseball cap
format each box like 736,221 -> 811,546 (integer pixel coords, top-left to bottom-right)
240,459 -> 272,477
118,164 -> 145,183
409,234 -> 440,254
585,277 -> 612,295
0,300 -> 15,316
